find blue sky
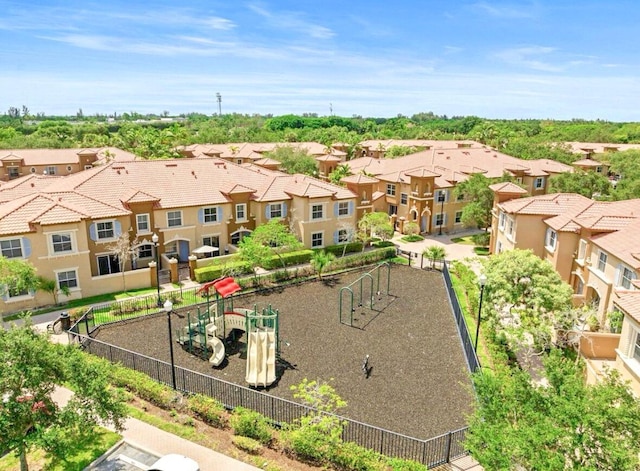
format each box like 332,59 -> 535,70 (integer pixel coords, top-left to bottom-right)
2,0 -> 640,120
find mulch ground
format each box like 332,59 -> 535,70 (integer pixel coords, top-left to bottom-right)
94,264 -> 474,439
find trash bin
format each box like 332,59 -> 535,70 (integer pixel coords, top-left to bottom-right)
59,312 -> 71,331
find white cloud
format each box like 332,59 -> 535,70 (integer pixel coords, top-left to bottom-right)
494,46 -> 561,72
472,1 -> 539,19
247,2 -> 335,39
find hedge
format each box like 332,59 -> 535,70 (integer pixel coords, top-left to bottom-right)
323,242 -> 363,256
194,260 -> 252,283
261,249 -> 314,270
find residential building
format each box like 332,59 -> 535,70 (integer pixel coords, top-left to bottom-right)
320,144 -> 572,234
490,191 -> 640,394
0,147 -> 136,181
0,157 -> 356,313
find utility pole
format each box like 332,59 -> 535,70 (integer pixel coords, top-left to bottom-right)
216,92 -> 222,116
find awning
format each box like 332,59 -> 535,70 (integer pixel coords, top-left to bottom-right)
192,245 -> 219,254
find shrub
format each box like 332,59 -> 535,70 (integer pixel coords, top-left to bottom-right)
194,260 -> 251,282
261,249 -> 314,270
324,242 -> 364,256
608,310 -> 624,334
187,394 -> 227,428
108,363 -> 175,409
386,457 -> 428,471
282,426 -> 336,465
471,232 -> 491,247
332,441 -> 387,471
230,407 -> 273,445
232,435 -> 263,455
401,235 -> 424,242
403,221 -> 420,236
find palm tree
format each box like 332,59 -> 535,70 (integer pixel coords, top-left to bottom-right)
328,164 -> 352,186
311,251 -> 336,280
422,246 -> 446,270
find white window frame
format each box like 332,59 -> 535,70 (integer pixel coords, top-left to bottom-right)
337,201 -> 349,217
97,254 -> 120,276
167,211 -> 182,228
51,233 -> 73,254
136,214 -> 150,234
386,184 -> 396,196
235,204 -> 247,222
311,204 -> 324,221
436,190 -> 447,203
8,167 -> 19,178
455,211 -> 463,224
577,239 -> 587,261
96,220 -> 115,240
597,250 -> 608,272
337,229 -> 349,243
619,266 -> 636,290
311,231 -> 324,248
46,165 -> 56,175
269,203 -> 282,219
56,269 -> 79,291
496,241 -> 503,253
534,177 -> 545,189
498,212 -> 506,230
545,228 -> 557,252
435,213 -> 444,227
137,244 -> 153,259
0,238 -> 23,258
203,206 -> 219,224
400,193 -> 408,205
506,218 -> 514,236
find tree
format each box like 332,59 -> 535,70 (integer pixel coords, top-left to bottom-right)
0,321 -> 126,471
0,257 -> 39,299
358,212 -> 393,241
239,218 -> 302,268
403,221 -> 420,236
266,146 -> 318,176
422,245 -> 446,270
608,149 -> 640,200
454,173 -> 497,230
548,170 -> 611,198
106,232 -> 139,293
328,164 -> 352,186
482,249 -> 573,352
467,350 -> 640,470
37,277 -> 70,306
310,251 -> 335,280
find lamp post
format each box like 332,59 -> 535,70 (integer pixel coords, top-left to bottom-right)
152,233 -> 161,307
474,274 -> 487,353
164,299 -> 177,390
438,190 -> 445,236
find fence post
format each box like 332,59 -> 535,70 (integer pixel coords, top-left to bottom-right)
445,431 -> 453,462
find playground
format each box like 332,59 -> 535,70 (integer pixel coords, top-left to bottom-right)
94,264 -> 474,439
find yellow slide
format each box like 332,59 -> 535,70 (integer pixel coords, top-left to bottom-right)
245,329 -> 276,387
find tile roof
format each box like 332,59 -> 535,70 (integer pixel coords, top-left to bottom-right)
341,174 -> 379,184
489,181 -> 528,194
613,292 -> 640,323
499,193 -> 592,216
566,142 -> 640,155
0,175 -> 62,203
591,219 -> 640,269
0,147 -> 136,166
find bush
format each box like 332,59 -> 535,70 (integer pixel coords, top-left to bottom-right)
187,394 -> 227,428
372,240 -> 395,248
471,232 -> 490,246
332,441 -> 387,471
282,426 -> 336,465
108,362 -> 175,409
386,457 -> 428,471
401,235 -> 424,242
194,260 -> 251,282
608,310 -> 624,333
261,249 -> 314,270
403,221 -> 420,236
324,242 -> 364,256
232,435 -> 263,454
230,407 -> 273,445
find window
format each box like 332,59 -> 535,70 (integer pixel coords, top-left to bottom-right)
534,177 -> 545,189
455,211 -> 463,224
237,159 -> 242,165
8,167 -> 19,178
498,212 -> 506,230
506,218 -> 514,236
545,228 -> 557,251
57,270 -> 78,290
435,213 -> 444,227
84,165 -> 93,170
456,192 -> 465,202
597,251 -> 608,272
97,254 -> 120,276
400,193 -> 408,205
46,166 -> 56,175
596,166 -> 603,173
496,241 -> 503,253
311,204 -> 323,220
337,229 -> 349,243
52,234 -> 72,253
167,211 -> 182,227
231,230 -> 251,245
620,266 -> 635,289
235,204 -> 246,221
66,165 -> 72,171
1,239 -> 22,258
436,190 -> 447,203
577,239 -> 587,260
388,204 -> 397,216
337,202 -> 349,216
311,232 -> 323,248
96,221 -> 114,239
30,167 -> 36,173
268,204 -> 282,219
634,331 -> 640,363
386,184 -> 396,196
136,214 -> 150,233
203,236 -> 220,256
137,244 -> 153,258
203,207 -> 219,223
8,286 -> 29,298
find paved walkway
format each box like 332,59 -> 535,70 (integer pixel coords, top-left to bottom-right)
52,387 -> 261,471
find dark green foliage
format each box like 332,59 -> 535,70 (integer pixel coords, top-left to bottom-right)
187,394 -> 227,428
471,232 -> 490,246
230,407 -> 273,444
323,242 -> 364,256
194,260 -> 252,282
260,249 -> 314,270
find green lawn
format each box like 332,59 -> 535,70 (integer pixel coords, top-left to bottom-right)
0,428 -> 120,471
450,235 -> 476,245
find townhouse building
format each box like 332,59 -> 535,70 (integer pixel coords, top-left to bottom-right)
319,145 -> 572,235
490,191 -> 640,394
0,157 -> 357,313
0,147 -> 136,181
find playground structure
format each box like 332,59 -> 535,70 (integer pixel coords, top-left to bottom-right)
339,262 -> 392,327
177,276 -> 279,388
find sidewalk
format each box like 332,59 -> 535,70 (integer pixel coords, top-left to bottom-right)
52,387 -> 261,471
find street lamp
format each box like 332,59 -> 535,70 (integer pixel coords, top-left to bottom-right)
164,299 -> 177,390
438,190 -> 445,236
152,233 -> 161,307
474,274 -> 487,353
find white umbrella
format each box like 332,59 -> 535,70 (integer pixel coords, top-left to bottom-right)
192,245 -> 219,254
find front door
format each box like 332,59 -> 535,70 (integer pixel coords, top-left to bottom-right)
178,240 -> 190,262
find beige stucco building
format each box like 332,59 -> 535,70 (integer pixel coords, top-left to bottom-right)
0,157 -> 357,313
490,190 -> 640,395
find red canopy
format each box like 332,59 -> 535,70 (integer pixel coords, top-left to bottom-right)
198,276 -> 241,298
